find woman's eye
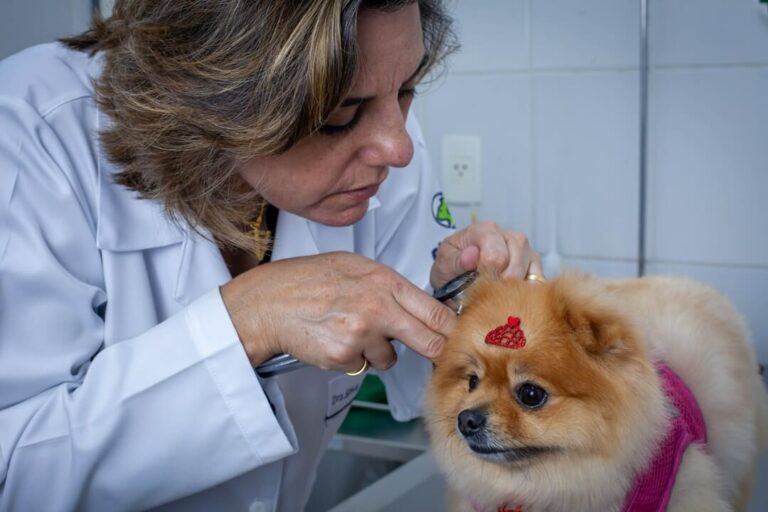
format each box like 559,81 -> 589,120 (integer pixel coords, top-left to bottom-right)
318,116 -> 358,136
468,374 -> 479,392
319,89 -> 416,136
516,383 -> 548,409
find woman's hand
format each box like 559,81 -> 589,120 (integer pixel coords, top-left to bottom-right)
430,221 -> 542,290
220,252 -> 457,372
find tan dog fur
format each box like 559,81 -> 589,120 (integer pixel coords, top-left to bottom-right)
425,273 -> 768,512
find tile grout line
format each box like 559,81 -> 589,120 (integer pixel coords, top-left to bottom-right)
526,0 -> 538,248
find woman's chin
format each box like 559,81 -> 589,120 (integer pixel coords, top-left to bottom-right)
309,202 -> 370,227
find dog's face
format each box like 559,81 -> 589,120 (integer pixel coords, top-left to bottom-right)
426,275 -> 652,479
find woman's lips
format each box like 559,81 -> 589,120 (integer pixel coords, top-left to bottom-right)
343,183 -> 380,202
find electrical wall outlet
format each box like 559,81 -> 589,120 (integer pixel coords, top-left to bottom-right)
441,134 -> 482,204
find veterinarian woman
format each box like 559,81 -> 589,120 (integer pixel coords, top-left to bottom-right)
0,1 -> 542,510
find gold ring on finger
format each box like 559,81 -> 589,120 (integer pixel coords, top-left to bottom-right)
345,358 -> 369,376
525,273 -> 546,283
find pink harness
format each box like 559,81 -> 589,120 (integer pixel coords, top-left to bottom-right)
621,362 -> 708,511
471,362 -> 707,512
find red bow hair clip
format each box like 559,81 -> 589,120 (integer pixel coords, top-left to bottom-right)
485,316 -> 526,349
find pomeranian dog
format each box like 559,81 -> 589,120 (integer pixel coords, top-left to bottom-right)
425,273 -> 768,512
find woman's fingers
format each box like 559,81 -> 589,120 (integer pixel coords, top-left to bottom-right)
497,230 -> 535,279
387,276 -> 457,360
223,251 -> 459,372
430,221 -> 542,289
523,251 -> 544,280
359,340 -> 397,371
224,233 -> 542,374
471,223 -> 512,278
459,245 -> 480,272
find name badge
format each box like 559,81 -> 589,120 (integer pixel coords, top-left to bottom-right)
326,373 -> 362,420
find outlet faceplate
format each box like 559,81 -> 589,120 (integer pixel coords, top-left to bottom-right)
441,134 -> 482,204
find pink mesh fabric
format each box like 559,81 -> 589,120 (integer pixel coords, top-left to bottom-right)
622,362 -> 708,512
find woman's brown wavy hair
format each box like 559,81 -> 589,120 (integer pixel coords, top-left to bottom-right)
62,0 -> 457,252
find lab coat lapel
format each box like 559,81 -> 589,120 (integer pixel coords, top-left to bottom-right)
92,57 -> 227,307
95,124 -> 230,306
173,233 -> 232,306
308,221 -> 354,257
95,114 -> 184,252
270,211 -> 321,260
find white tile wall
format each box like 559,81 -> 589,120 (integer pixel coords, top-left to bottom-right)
419,74 -> 534,235
532,71 -> 640,259
750,453 -> 768,512
651,0 -> 768,66
100,0 -> 115,17
0,0 -> 90,59
647,67 -> 768,266
448,0 -> 529,72
530,0 -> 639,69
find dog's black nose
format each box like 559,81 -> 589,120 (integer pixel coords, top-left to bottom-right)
458,408 -> 486,437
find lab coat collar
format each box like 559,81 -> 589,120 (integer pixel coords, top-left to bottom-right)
91,46 -> 184,252
272,196 -> 381,260
95,146 -> 186,252
306,195 -> 381,256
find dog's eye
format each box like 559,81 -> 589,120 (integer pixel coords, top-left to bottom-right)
516,383 -> 548,409
468,374 -> 479,392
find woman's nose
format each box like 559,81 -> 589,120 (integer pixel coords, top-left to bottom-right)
358,103 -> 414,169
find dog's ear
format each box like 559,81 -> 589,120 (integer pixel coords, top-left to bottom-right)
571,308 -> 633,358
555,286 -> 636,359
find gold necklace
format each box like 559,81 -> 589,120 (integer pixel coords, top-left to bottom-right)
248,202 -> 272,262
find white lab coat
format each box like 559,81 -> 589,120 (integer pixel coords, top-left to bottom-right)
0,44 -> 453,511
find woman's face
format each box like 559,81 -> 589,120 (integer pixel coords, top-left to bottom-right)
238,4 -> 426,226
